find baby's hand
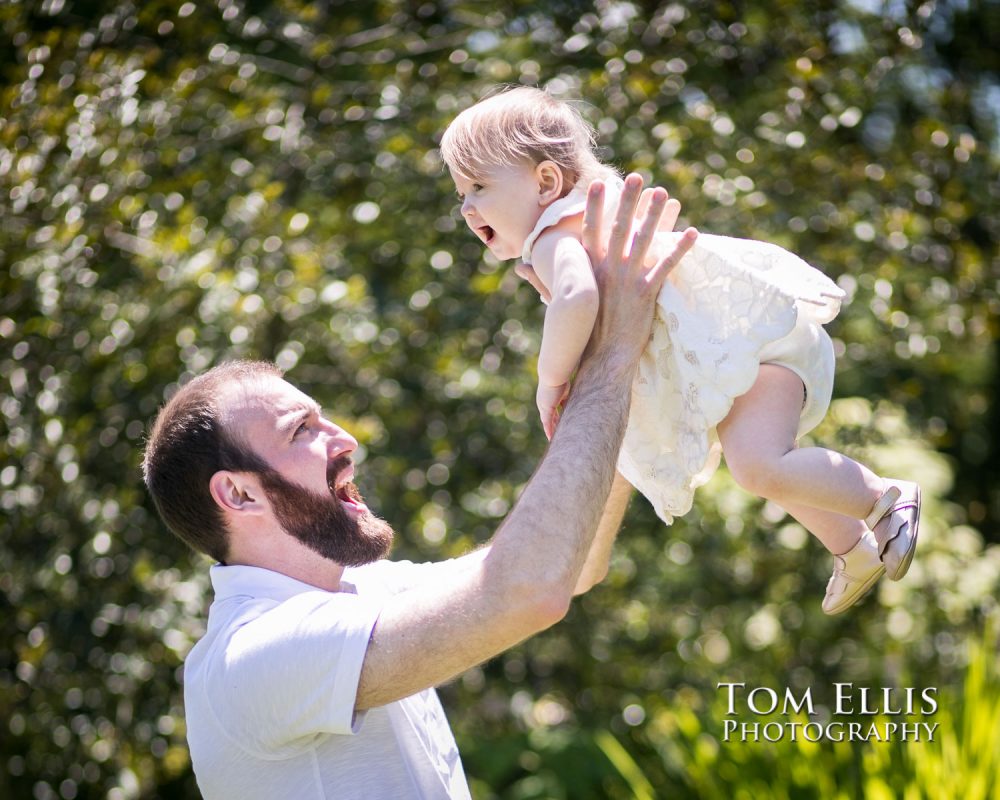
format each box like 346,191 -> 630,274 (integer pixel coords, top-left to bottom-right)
536,382 -> 570,440
514,263 -> 552,304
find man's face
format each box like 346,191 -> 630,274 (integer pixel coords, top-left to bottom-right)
225,376 -> 393,566
257,456 -> 393,567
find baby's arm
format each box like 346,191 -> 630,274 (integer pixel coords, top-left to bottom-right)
529,228 -> 600,439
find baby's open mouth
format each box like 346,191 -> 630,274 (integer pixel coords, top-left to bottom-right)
476,225 -> 495,244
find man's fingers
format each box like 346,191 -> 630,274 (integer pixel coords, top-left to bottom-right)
645,227 -> 699,288
582,180 -> 606,258
638,188 -> 680,234
659,197 -> 681,233
626,187 -> 668,268
635,187 -> 656,222
607,174 -> 644,262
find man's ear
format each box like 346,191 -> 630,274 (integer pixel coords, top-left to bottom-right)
209,471 -> 267,516
535,161 -> 565,206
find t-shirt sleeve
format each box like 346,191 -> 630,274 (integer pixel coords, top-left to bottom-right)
348,556 -> 476,595
203,590 -> 381,756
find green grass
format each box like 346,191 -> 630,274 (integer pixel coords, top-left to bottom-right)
465,629 -> 1000,799
644,632 -> 1000,799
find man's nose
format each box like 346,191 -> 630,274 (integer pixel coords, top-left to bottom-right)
322,421 -> 358,456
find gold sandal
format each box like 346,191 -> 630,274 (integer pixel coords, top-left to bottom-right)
864,480 -> 921,581
822,531 -> 884,615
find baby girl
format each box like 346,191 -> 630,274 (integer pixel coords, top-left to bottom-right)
439,86 -> 920,615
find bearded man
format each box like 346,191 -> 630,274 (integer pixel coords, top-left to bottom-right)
142,176 -> 697,799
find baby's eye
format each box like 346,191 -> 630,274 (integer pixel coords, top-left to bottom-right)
473,183 -> 484,192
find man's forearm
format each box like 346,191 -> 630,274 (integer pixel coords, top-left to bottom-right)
484,350 -> 634,608
356,359 -> 635,711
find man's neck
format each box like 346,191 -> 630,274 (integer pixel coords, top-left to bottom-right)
227,537 -> 347,592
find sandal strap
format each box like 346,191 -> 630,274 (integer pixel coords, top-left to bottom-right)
864,486 -> 901,530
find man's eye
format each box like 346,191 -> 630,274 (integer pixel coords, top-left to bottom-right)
294,422 -> 310,438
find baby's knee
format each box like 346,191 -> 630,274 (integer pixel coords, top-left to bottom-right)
726,452 -> 787,500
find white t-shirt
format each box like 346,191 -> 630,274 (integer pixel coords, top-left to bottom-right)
183,560 -> 472,799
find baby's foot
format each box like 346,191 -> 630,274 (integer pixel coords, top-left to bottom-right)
865,480 -> 921,581
822,531 -> 884,615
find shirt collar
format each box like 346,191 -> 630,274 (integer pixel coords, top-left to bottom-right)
208,564 -> 340,603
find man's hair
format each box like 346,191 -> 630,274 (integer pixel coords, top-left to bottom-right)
439,85 -> 618,189
142,360 -> 282,562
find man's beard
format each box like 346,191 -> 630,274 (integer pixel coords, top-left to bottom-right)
257,459 -> 393,567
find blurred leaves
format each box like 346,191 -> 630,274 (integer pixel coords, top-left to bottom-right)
1,0 -> 998,797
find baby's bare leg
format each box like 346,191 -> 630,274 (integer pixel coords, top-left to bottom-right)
717,364 -> 885,554
766,500 -> 866,555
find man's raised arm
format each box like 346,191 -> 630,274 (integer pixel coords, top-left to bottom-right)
355,176 -> 698,710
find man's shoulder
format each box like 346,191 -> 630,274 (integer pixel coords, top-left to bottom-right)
343,557 -> 438,594
185,565 -> 387,687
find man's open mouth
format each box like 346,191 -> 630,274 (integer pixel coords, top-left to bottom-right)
329,460 -> 368,514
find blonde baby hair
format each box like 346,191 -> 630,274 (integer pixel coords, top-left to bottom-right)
440,86 -> 618,192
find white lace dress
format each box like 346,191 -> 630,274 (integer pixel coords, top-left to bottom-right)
522,179 -> 846,524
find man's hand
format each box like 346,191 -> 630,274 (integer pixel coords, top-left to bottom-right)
513,183 -> 683,302
579,175 -> 698,378
636,181 -> 683,237
536,381 -> 570,440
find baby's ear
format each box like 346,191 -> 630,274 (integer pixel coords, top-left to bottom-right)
535,161 -> 564,205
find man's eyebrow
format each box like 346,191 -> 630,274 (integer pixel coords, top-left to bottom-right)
277,403 -> 321,436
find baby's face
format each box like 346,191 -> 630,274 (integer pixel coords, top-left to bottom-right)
451,162 -> 546,261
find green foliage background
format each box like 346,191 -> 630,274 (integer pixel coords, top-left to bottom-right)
2,0 -> 998,797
